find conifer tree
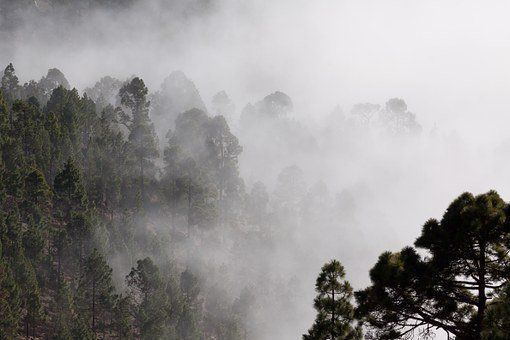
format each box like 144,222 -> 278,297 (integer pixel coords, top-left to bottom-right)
0,91 -> 11,167
1,63 -> 20,103
54,157 -> 87,216
52,280 -> 74,340
356,191 -> 510,339
127,257 -> 168,339
304,260 -> 362,340
76,249 -> 115,335
13,256 -> 42,338
119,77 -> 158,205
0,240 -> 22,338
23,167 -> 52,221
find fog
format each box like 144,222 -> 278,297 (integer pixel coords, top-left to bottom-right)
2,0 -> 510,338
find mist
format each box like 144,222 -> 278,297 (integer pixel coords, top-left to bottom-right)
2,0 -> 510,339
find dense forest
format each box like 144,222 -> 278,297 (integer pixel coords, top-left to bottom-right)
1,60 -> 510,339
0,63 -> 249,339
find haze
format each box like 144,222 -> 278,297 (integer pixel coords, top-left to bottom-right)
1,0 -> 510,339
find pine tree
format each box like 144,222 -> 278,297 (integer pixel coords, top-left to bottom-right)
54,157 -> 87,216
0,91 -> 11,168
112,294 -> 132,338
13,256 -> 42,338
356,191 -> 510,339
76,249 -> 115,336
52,280 -> 74,340
126,257 -> 168,339
119,77 -> 158,205
0,240 -> 22,338
11,99 -> 49,167
177,304 -> 200,340
1,63 -> 20,103
204,115 -> 243,226
44,111 -> 64,179
23,167 -> 52,221
304,260 -> 362,340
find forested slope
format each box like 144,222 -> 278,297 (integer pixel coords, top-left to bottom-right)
0,63 -> 246,339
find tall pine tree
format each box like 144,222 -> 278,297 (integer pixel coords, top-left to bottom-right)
304,260 -> 362,340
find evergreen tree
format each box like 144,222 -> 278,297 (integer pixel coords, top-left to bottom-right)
1,63 -> 20,103
76,249 -> 115,335
304,260 -> 362,340
52,280 -> 74,340
482,283 -> 510,339
356,191 -> 510,339
13,255 -> 42,338
204,115 -> 243,226
0,91 -> 12,167
112,294 -> 133,338
44,110 -> 64,179
23,167 -> 52,221
177,304 -> 200,340
0,242 -> 22,338
119,77 -> 158,205
54,157 -> 87,216
127,257 -> 169,339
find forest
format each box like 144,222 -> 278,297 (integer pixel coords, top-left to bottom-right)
2,0 -> 510,339
1,60 -> 509,339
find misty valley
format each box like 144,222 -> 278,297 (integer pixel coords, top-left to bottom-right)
2,1 -> 510,340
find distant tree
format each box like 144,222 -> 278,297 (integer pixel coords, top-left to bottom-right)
204,115 -> 243,226
112,294 -> 133,338
52,280 -> 74,340
180,268 -> 200,305
38,68 -> 70,103
12,256 -> 42,338
0,91 -> 11,155
356,191 -> 510,339
1,63 -> 20,103
150,71 -> 206,137
53,157 -> 87,216
44,86 -> 81,156
76,249 -> 115,335
119,77 -> 159,205
379,98 -> 421,136
211,90 -> 235,120
23,167 -> 52,221
178,269 -> 202,340
84,76 -> 122,111
22,218 -> 45,264
127,257 -> 168,339
177,304 -> 200,340
44,111 -> 64,179
274,165 -> 305,212
67,212 -> 93,264
11,99 -> 50,168
71,317 -> 95,340
0,246 -> 22,338
232,287 -> 256,339
242,91 -> 293,121
303,260 -> 362,340
246,181 -> 269,226
351,103 -> 380,126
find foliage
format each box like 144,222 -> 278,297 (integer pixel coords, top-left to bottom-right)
303,260 -> 362,340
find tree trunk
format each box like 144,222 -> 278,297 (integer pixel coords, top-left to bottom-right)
92,279 -> 96,333
139,153 -> 145,205
331,288 -> 335,340
476,242 -> 486,338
